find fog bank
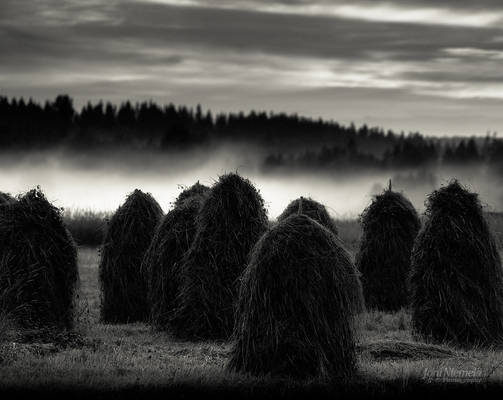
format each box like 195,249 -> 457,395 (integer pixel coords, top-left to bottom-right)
0,148 -> 501,219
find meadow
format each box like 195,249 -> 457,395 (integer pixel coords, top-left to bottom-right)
1,245 -> 502,397
62,208 -> 503,252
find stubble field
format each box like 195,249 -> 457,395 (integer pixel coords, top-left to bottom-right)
1,246 -> 502,398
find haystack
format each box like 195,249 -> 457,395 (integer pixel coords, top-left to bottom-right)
277,196 -> 338,235
0,191 -> 15,205
410,181 -> 503,346
356,186 -> 420,311
279,197 -> 364,314
173,181 -> 209,207
142,185 -> 206,330
228,214 -> 357,379
170,173 -> 268,340
99,189 -> 163,323
0,189 -> 78,330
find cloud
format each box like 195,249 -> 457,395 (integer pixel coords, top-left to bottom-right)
141,0 -> 503,28
1,0 -> 503,136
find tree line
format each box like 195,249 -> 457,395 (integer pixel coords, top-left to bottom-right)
263,133 -> 502,172
0,94 -> 400,151
0,95 -> 501,171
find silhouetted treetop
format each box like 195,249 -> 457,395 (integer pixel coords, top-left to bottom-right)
0,95 -> 500,172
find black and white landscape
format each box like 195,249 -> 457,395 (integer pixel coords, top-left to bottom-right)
1,1 -> 503,399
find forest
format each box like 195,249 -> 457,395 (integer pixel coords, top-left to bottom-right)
0,95 -> 501,172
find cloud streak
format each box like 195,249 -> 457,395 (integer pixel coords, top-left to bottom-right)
142,0 -> 503,28
1,0 -> 503,135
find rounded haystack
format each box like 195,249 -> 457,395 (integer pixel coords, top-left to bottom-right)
356,187 -> 420,311
228,214 -> 357,379
277,197 -> 338,235
170,173 -> 268,340
0,191 -> 15,205
0,189 -> 78,330
99,189 -> 163,323
410,181 -> 503,346
173,181 -> 209,207
142,187 -> 206,330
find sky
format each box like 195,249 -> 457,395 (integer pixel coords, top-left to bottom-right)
1,0 -> 503,136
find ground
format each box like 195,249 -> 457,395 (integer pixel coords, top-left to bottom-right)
0,247 -> 502,398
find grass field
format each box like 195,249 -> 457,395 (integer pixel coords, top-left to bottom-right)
1,247 -> 502,398
62,210 -> 503,254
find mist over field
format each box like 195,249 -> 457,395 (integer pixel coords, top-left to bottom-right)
1,146 -> 501,218
2,94 -> 503,218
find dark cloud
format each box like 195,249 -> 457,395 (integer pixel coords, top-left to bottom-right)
114,3 -> 502,62
386,0 -> 503,10
2,2 -> 502,66
0,24 -> 184,70
401,70 -> 503,84
1,0 -> 503,135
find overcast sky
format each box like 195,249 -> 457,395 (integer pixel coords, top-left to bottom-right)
1,0 -> 503,136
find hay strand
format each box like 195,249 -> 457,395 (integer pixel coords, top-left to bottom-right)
359,340 -> 455,361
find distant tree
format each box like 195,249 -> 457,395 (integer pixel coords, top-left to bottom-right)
383,133 -> 438,167
263,153 -> 286,170
53,95 -> 75,126
2,93 -> 491,166
465,138 -> 480,162
443,138 -> 480,164
117,101 -> 136,126
161,123 -> 192,149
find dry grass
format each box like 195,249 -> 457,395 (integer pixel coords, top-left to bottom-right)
60,210 -> 503,255
1,247 -> 502,396
63,209 -> 110,247
334,219 -> 362,255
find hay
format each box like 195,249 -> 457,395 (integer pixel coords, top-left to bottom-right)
410,180 -> 503,347
356,187 -> 420,311
99,189 -> 163,323
142,189 -> 206,330
173,181 -> 209,207
277,196 -> 338,235
170,173 -> 268,340
334,233 -> 366,315
279,197 -> 364,314
0,191 -> 15,205
358,341 -> 455,361
0,189 -> 78,330
228,214 -> 357,379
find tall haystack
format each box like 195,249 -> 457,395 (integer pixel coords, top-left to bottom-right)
356,186 -> 420,311
228,214 -> 357,379
173,181 -> 209,207
170,173 -> 268,340
410,181 -> 503,346
0,189 -> 78,330
278,196 -> 364,314
277,196 -> 338,235
142,184 -> 207,330
99,189 -> 163,323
